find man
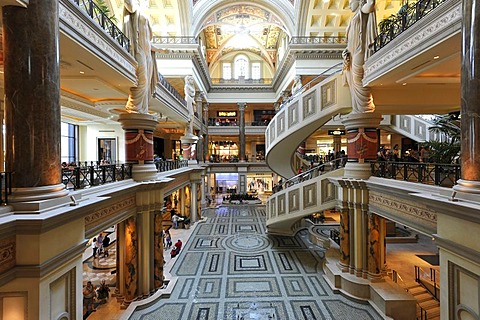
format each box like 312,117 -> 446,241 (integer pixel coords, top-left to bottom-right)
83,281 -> 96,315
172,213 -> 180,229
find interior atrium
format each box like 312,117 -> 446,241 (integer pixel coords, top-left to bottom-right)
0,0 -> 477,319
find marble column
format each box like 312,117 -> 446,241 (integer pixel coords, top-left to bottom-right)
3,0 -> 68,201
333,135 -> 342,155
339,207 -> 350,270
342,114 -> 382,180
367,213 -> 383,279
0,103 -> 4,171
115,222 -> 126,302
191,182 -> 199,223
238,103 -> 246,162
196,94 -> 203,124
137,209 -> 154,297
200,174 -> 207,209
123,216 -> 138,305
203,103 -> 210,163
455,0 -> 480,193
180,136 -> 198,164
118,113 -> 158,181
153,211 -> 164,289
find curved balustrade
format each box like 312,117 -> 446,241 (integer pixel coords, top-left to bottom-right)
155,159 -> 189,172
370,161 -> 460,187
278,63 -> 343,110
152,36 -> 197,45
289,36 -> 347,45
211,78 -> 272,85
266,70 -> 351,178
373,0 -> 447,52
72,0 -> 130,51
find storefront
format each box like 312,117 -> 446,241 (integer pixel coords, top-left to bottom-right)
246,173 -> 273,194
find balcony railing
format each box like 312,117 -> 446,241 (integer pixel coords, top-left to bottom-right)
72,0 -> 130,52
0,172 -> 12,205
155,159 -> 189,172
158,73 -> 186,106
370,161 -> 460,187
62,162 -> 133,190
289,36 -> 347,45
211,78 -> 273,85
152,36 -> 198,45
373,0 -> 447,52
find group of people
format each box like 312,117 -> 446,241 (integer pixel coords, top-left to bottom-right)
163,229 -> 183,258
377,144 -> 432,163
83,280 -> 110,318
91,232 -> 111,259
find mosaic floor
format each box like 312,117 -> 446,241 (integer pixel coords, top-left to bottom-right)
130,206 -> 383,320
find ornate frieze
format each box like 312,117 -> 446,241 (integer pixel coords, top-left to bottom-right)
84,196 -> 136,230
0,236 -> 16,274
369,192 -> 437,233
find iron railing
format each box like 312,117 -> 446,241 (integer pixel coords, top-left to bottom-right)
62,162 -> 133,190
152,36 -> 197,45
373,0 -> 447,52
158,73 -> 186,106
0,172 -> 12,205
72,0 -> 130,52
415,265 -> 440,300
370,161 -> 460,187
289,36 -> 347,45
272,158 -> 345,193
155,159 -> 189,172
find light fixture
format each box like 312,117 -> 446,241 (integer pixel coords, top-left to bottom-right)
433,55 -> 439,59
402,83 -> 407,86
80,71 -> 85,74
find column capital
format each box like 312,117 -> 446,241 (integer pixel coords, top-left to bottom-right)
237,102 -> 247,111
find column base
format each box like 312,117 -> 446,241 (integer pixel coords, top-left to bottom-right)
9,183 -> 69,204
131,163 -> 158,182
453,179 -> 480,194
344,162 -> 372,180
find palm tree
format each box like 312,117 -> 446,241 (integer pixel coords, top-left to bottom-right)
424,114 -> 461,163
94,0 -> 117,23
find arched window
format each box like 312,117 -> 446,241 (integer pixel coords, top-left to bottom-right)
234,55 -> 249,79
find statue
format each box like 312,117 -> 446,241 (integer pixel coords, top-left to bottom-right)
291,75 -> 303,96
123,0 -> 158,114
184,75 -> 196,135
342,0 -> 377,114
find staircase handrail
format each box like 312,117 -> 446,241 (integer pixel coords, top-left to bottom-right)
415,265 -> 440,300
278,62 -> 343,110
392,269 -> 430,320
272,157 -> 345,193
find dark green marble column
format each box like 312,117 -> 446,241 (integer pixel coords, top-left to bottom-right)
455,0 -> 480,193
3,0 -> 67,201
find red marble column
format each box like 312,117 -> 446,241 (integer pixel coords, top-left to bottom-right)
3,0 -> 67,201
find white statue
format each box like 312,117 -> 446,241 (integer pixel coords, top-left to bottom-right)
123,0 -> 158,114
291,75 -> 303,95
342,0 -> 377,114
184,75 -> 196,135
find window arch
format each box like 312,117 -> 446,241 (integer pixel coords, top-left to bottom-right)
234,55 -> 249,79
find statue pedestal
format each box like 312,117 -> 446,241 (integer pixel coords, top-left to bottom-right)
342,113 -> 382,180
118,113 -> 158,182
180,134 -> 199,161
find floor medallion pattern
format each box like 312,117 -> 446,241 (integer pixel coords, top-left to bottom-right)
130,205 -> 382,320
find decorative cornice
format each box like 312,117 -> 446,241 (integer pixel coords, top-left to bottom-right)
369,191 -> 437,235
59,0 -> 136,80
61,94 -> 112,118
364,0 -> 461,83
85,196 -> 136,230
435,234 -> 480,265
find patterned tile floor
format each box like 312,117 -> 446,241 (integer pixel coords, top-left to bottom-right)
129,205 -> 383,320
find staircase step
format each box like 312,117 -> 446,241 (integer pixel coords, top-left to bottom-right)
419,299 -> 440,309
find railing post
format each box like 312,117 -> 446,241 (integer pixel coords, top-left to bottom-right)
102,166 -> 106,184
89,165 -> 95,186
434,164 -> 440,185
75,167 -> 81,190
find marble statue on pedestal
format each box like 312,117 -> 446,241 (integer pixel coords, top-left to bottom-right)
291,75 -> 303,96
184,75 -> 196,135
123,0 -> 158,114
342,0 -> 377,114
